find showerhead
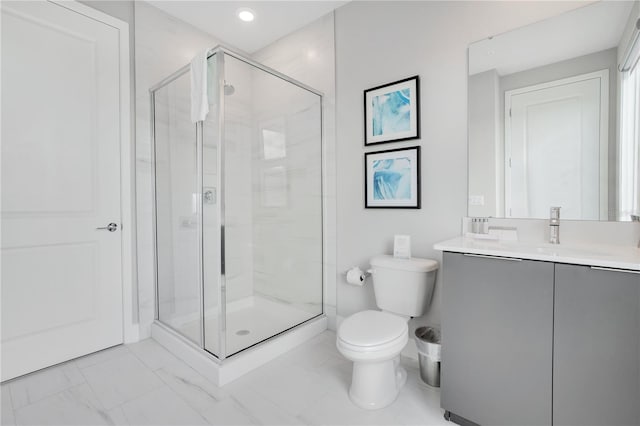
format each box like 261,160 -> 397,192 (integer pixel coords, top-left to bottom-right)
224,84 -> 235,96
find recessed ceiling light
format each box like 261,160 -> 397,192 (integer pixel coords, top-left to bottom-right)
236,7 -> 255,22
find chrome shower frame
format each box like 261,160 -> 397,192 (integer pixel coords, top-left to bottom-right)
148,45 -> 325,362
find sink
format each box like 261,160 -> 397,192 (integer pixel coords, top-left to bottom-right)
498,241 -> 615,258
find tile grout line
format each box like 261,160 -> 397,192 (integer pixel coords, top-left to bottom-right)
73,357 -> 124,424
8,359 -> 87,412
227,394 -> 264,426
73,345 -> 169,424
130,345 -> 223,424
141,377 -> 212,426
4,383 -> 17,422
76,345 -> 132,370
151,365 -> 220,410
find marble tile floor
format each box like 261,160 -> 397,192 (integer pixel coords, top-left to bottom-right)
0,331 -> 449,426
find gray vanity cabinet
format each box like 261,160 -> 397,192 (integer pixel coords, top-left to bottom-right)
442,252 -> 640,426
441,252 -> 554,426
553,264 -> 640,426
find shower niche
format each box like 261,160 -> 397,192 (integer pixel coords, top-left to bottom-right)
151,47 -> 324,367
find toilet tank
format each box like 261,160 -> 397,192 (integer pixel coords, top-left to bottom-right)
370,255 -> 439,317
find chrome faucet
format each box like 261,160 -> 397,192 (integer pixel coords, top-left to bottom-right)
549,207 -> 561,244
631,214 -> 639,248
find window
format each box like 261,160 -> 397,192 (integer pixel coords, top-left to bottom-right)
619,54 -> 640,221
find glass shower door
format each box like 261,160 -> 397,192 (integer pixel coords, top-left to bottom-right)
153,72 -> 202,346
203,53 -> 323,357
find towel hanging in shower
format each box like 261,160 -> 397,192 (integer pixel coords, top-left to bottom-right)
190,49 -> 209,123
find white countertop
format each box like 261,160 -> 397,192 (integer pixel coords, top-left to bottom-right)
434,237 -> 640,271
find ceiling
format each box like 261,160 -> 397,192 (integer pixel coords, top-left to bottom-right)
469,1 -> 634,76
146,1 -> 348,54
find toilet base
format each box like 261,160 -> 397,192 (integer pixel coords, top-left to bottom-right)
348,355 -> 407,410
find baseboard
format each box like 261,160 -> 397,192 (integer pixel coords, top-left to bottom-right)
336,314 -> 345,329
139,322 -> 152,340
124,323 -> 140,344
325,305 -> 337,331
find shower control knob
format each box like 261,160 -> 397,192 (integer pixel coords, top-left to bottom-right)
96,223 -> 118,232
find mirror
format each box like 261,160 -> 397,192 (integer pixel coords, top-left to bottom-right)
468,1 -> 640,221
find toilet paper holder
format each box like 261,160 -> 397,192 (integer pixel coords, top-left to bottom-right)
345,266 -> 373,286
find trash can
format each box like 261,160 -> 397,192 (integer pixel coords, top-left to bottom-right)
415,326 -> 441,387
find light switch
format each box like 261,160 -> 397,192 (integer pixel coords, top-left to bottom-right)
469,195 -> 485,206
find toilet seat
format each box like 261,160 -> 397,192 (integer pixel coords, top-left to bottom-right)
337,310 -> 408,361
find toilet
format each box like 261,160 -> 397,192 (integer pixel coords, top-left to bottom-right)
337,255 -> 439,410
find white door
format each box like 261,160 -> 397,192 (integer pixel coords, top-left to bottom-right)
1,1 -> 123,381
505,71 -> 608,220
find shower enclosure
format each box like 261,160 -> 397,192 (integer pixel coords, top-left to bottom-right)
150,47 -> 323,362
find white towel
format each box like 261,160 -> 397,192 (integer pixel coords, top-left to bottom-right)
190,49 -> 209,123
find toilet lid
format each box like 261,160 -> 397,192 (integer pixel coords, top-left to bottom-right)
338,310 -> 407,347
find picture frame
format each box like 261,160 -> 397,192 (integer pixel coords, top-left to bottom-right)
365,146 -> 421,209
364,76 -> 420,146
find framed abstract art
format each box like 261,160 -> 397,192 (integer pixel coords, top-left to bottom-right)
364,76 -> 420,146
365,146 -> 421,209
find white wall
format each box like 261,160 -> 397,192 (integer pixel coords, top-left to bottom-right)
334,1 -> 591,337
468,69 -> 500,218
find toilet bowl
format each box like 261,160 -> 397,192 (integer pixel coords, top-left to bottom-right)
337,310 -> 409,409
337,255 -> 438,410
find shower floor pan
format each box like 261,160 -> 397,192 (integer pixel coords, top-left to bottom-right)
151,298 -> 326,386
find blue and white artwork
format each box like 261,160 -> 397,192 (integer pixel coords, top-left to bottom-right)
365,76 -> 419,145
366,147 -> 421,208
372,157 -> 411,200
372,89 -> 411,137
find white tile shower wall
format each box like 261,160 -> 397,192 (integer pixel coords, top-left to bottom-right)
201,61 -> 221,320
334,1 -> 591,339
135,2 -> 221,338
219,57 -> 255,304
248,74 -> 323,314
153,80 -> 200,332
252,12 -> 338,329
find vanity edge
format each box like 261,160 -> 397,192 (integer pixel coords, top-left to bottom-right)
434,237 -> 640,272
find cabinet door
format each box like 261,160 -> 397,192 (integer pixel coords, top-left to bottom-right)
441,252 -> 554,426
554,264 -> 640,426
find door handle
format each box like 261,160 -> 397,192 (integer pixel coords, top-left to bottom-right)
96,223 -> 118,232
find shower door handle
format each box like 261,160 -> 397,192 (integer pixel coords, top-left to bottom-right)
96,223 -> 118,232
